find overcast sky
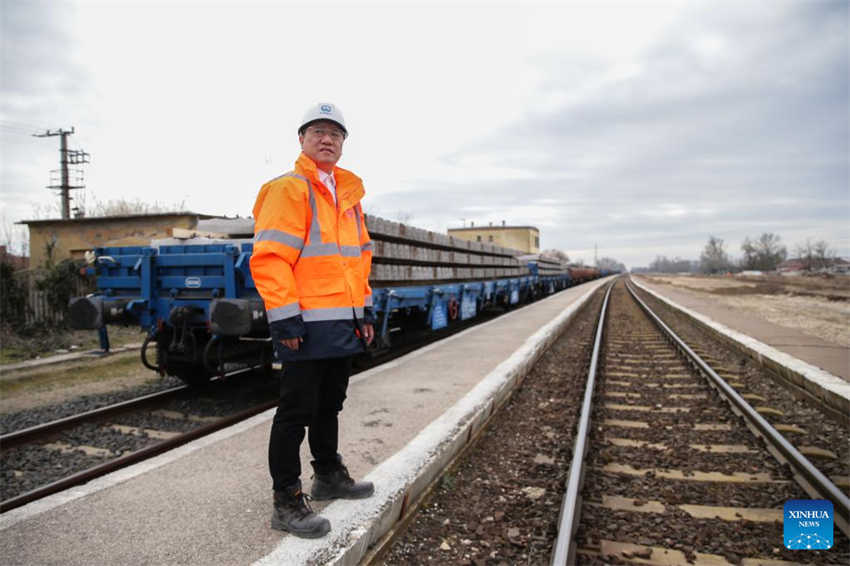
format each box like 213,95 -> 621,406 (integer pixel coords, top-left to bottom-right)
1,0 -> 847,268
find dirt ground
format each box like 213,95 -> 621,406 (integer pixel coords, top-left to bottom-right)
640,274 -> 850,347
0,355 -> 166,415
0,325 -> 145,364
646,273 -> 850,300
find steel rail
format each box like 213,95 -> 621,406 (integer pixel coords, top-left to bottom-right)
1,363 -> 265,448
625,280 -> 850,538
0,385 -> 189,448
0,398 -> 278,513
550,281 -> 614,566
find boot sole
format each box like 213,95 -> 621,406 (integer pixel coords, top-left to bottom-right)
271,516 -> 331,539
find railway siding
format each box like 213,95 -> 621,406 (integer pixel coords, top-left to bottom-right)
574,282 -> 848,564
631,277 -> 850,421
0,375 -> 278,510
384,279 -> 848,565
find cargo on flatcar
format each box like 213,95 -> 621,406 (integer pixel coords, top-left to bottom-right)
69,216 -> 611,385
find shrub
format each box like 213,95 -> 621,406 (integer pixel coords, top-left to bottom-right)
35,259 -> 87,326
0,260 -> 27,329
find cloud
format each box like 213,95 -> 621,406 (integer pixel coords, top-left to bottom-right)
0,1 -> 95,128
1,1 -> 845,269
420,0 -> 848,267
1,0 -> 96,226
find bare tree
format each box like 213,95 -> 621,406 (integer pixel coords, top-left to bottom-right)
84,197 -> 187,217
645,255 -> 695,273
700,236 -> 731,274
740,232 -> 787,271
394,211 -> 414,224
0,213 -> 28,257
795,239 -> 835,271
597,256 -> 626,272
30,200 -> 62,220
31,196 -> 186,220
813,240 -> 836,270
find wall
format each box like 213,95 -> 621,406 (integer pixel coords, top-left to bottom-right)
447,226 -> 539,254
24,214 -> 200,267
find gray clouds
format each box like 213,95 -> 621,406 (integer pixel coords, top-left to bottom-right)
0,1 -> 845,270
1,0 -> 88,120
406,1 -> 848,266
1,0 -> 96,237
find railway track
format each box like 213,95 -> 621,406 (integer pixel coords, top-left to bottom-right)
557,280 -> 849,564
378,278 -> 849,565
5,276 -> 848,565
0,299 -> 519,515
0,366 -> 277,512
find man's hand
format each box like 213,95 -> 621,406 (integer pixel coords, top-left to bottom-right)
281,337 -> 303,351
362,323 -> 375,346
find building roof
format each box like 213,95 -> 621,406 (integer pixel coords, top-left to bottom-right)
17,212 -> 214,225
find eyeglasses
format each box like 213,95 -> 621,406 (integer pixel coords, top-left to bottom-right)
306,126 -> 345,141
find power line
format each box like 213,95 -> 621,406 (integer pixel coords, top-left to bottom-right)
0,120 -> 49,132
0,125 -> 45,137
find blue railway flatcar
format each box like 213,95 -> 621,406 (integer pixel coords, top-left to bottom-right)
70,241 -> 587,385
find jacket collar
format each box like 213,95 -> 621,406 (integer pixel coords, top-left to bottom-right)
295,153 -> 364,211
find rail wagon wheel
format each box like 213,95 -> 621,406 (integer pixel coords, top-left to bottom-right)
153,328 -> 212,387
447,298 -> 459,321
167,361 -> 212,387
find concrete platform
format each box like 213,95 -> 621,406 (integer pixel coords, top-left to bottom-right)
632,276 -> 850,417
0,277 -> 613,566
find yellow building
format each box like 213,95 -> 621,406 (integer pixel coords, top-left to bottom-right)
18,212 -> 212,268
448,223 -> 540,253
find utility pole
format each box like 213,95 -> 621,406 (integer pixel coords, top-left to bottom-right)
594,243 -> 598,267
34,127 -> 90,220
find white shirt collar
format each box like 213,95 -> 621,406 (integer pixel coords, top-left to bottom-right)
318,169 -> 336,204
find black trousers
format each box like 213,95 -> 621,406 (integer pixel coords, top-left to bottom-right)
269,356 -> 351,491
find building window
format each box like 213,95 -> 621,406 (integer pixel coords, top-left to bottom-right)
488,235 -> 494,242
534,236 -> 539,247
476,235 -> 482,242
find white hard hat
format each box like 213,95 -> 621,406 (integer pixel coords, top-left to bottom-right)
298,102 -> 347,137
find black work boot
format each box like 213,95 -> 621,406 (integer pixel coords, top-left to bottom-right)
271,481 -> 331,538
311,462 -> 374,500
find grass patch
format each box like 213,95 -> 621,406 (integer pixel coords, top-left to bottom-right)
440,472 -> 457,491
0,326 -> 144,365
69,326 -> 145,351
0,346 -> 34,364
0,355 -> 152,399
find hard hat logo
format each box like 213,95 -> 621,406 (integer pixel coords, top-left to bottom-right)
299,102 -> 348,137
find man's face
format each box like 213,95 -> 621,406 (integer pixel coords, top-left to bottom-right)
299,120 -> 345,169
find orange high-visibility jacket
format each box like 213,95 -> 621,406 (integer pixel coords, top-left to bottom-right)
250,153 -> 374,361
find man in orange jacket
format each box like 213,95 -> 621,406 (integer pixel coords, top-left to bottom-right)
250,102 -> 375,539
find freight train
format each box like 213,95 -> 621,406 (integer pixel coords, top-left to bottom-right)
69,216 -> 611,385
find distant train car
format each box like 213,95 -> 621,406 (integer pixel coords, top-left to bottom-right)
566,265 -> 600,284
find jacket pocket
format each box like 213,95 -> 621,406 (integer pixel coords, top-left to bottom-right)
298,275 -> 346,298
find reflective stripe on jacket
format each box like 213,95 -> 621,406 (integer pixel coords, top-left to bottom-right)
250,153 -> 374,361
